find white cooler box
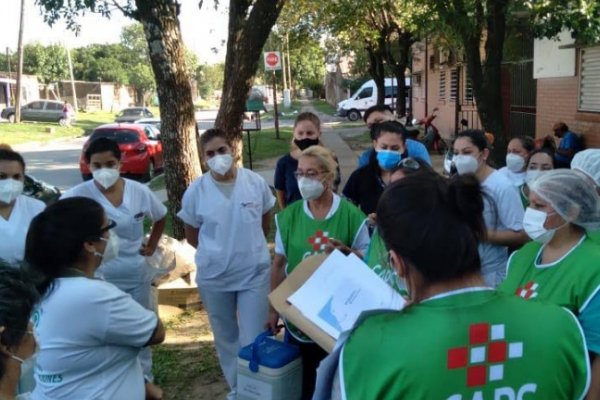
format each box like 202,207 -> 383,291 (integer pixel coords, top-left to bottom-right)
237,330 -> 302,400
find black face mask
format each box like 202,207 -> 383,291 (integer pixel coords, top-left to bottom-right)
294,138 -> 320,151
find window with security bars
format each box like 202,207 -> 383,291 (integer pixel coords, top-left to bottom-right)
439,70 -> 446,100
450,69 -> 458,101
579,47 -> 600,112
465,76 -> 474,103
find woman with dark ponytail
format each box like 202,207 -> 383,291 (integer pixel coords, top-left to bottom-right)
24,197 -> 165,400
453,130 -> 528,286
329,174 -> 590,400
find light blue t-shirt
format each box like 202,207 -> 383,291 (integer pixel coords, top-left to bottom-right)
479,170 -> 525,287
358,139 -> 432,167
579,289 -> 600,354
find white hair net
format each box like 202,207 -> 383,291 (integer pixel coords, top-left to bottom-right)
571,149 -> 600,187
529,169 -> 600,231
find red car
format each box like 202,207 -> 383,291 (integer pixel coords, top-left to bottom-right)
80,123 -> 164,182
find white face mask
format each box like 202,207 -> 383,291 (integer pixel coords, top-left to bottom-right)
525,170 -> 544,185
92,168 -> 120,189
506,153 -> 526,173
93,230 -> 120,263
453,155 -> 479,175
207,154 -> 233,176
298,177 -> 325,200
0,179 -> 24,204
523,207 -> 565,244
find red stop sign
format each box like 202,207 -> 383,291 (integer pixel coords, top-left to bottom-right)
266,52 -> 279,67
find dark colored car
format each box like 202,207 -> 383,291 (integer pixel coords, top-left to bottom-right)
115,107 -> 154,123
80,123 -> 163,182
24,175 -> 61,204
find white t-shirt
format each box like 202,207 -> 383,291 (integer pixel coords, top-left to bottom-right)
31,277 -> 157,400
177,168 -> 276,291
0,195 -> 45,265
498,166 -> 526,187
274,193 -> 370,257
479,170 -> 525,284
61,179 -> 167,288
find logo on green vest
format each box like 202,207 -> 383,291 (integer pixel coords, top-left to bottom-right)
515,281 -> 539,299
308,230 -> 331,252
448,323 -> 524,387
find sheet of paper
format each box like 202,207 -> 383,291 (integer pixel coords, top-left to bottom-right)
287,250 -> 405,339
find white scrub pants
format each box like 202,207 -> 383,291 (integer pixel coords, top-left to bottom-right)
114,279 -> 155,382
199,282 -> 269,400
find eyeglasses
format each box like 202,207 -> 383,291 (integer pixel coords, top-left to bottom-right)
99,219 -> 117,233
397,158 -> 420,171
294,170 -> 325,179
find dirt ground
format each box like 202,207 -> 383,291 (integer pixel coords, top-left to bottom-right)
153,306 -> 229,400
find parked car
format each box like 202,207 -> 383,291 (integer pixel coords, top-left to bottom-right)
134,117 -> 161,131
115,107 -> 154,123
24,174 -> 61,204
80,123 -> 163,182
1,100 -> 76,125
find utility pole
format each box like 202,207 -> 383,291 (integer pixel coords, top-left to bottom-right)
286,33 -> 292,93
15,0 -> 25,123
65,43 -> 78,111
6,47 -> 12,106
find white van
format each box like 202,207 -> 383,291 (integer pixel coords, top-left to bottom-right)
336,78 -> 410,121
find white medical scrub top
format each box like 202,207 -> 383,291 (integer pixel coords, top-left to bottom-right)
177,168 -> 275,291
498,166 -> 526,187
61,179 -> 167,288
0,195 -> 45,265
31,277 -> 157,400
479,170 -> 525,279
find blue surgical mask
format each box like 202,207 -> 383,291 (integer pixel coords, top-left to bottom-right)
376,150 -> 402,170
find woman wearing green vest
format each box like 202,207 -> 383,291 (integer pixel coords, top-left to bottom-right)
363,157 -> 434,294
499,169 -> 600,399
571,149 -> 600,244
332,173 -> 590,400
268,145 -> 368,400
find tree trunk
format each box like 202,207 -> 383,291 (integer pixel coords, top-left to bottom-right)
215,0 -> 286,161
384,30 -> 414,117
135,87 -> 145,106
462,0 -> 509,165
367,45 -> 386,105
134,0 -> 201,239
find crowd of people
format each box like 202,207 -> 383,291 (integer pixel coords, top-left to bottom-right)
0,104 -> 599,400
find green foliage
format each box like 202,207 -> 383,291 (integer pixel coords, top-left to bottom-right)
196,63 -> 225,99
526,0 -> 600,44
22,43 -> 69,84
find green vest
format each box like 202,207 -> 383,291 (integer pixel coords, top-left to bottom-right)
277,198 -> 366,275
588,230 -> 600,245
277,198 -> 366,341
341,289 -> 589,400
519,184 -> 528,208
364,229 -> 406,294
499,236 -> 600,316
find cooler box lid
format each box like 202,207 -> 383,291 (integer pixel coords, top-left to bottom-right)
239,335 -> 300,370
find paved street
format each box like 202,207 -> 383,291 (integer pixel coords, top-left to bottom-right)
14,137 -> 87,191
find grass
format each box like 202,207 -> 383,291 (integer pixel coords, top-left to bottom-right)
0,111 -> 116,145
312,99 -> 337,115
262,100 -> 303,121
242,127 -> 292,168
340,130 -> 372,152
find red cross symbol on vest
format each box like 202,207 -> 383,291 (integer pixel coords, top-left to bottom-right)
515,281 -> 539,300
447,322 -> 524,387
308,230 -> 330,252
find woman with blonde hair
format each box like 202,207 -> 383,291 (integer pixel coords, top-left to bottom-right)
268,145 -> 368,399
274,112 -> 340,208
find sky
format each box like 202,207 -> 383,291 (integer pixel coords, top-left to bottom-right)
0,0 -> 229,64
